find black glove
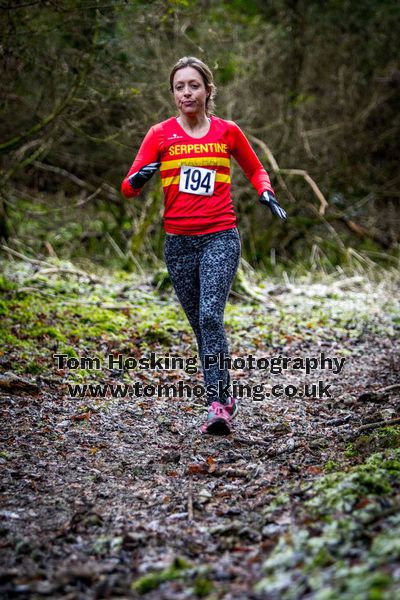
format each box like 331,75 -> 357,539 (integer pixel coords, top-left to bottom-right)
128,162 -> 161,190
259,190 -> 287,220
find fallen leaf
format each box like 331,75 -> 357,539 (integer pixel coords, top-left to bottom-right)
71,412 -> 91,421
207,456 -> 217,473
187,464 -> 208,475
305,466 -> 322,475
354,497 -> 372,509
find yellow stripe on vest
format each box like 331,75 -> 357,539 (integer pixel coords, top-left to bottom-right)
162,173 -> 231,187
160,156 -> 231,171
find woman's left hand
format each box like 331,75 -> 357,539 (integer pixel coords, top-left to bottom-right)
259,191 -> 287,220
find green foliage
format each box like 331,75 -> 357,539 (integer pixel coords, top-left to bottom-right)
0,0 -> 399,267
348,427 -> 400,458
0,258 -> 397,387
57,345 -> 79,359
25,361 -> 45,375
0,276 -> 17,292
217,57 -> 237,84
256,449 -> 400,599
0,260 -> 194,376
131,556 -> 192,593
0,299 -> 8,316
194,575 -> 214,597
151,268 -> 172,291
324,460 -> 340,473
344,444 -> 358,458
29,325 -> 67,342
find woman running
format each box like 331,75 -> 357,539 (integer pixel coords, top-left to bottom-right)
121,56 -> 287,435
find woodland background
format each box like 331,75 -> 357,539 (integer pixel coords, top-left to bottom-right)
1,0 -> 399,272
1,3 -> 400,598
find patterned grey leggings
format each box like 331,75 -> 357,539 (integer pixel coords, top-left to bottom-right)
164,227 -> 241,405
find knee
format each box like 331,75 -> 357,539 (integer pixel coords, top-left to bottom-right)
199,309 -> 222,332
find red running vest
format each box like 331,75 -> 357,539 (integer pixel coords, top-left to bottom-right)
121,115 -> 274,235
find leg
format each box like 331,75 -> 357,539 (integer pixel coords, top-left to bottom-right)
163,235 -> 203,357
198,229 -> 241,403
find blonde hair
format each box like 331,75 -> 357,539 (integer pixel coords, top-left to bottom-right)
169,56 -> 217,115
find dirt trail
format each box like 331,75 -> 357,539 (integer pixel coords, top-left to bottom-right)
1,331 -> 399,599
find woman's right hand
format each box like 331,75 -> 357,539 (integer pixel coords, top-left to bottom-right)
128,162 -> 161,189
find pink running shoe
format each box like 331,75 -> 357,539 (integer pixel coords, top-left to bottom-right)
200,398 -> 238,435
224,396 -> 238,419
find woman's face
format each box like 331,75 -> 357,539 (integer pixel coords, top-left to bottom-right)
172,66 -> 209,117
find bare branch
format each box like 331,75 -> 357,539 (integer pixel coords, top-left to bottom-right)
249,134 -> 329,214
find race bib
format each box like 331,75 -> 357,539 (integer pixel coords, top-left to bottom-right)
179,165 -> 216,196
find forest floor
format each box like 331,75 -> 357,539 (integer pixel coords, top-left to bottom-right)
1,257 -> 400,599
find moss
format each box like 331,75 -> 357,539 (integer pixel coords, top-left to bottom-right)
141,327 -> 174,345
353,470 -> 392,495
352,427 -> 400,457
67,368 -> 88,380
309,461 -> 395,515
194,575 -> 214,597
131,572 -> 167,594
131,556 -> 192,594
0,299 -> 9,316
376,427 -> 400,449
324,460 -> 340,473
29,325 -> 67,341
56,345 -> 79,359
371,519 -> 400,560
0,275 -> 17,292
344,443 -> 358,458
382,459 -> 400,473
256,449 -> 400,599
313,570 -> 392,600
25,361 -> 45,375
0,331 -> 21,346
262,492 -> 290,517
309,547 -> 336,568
